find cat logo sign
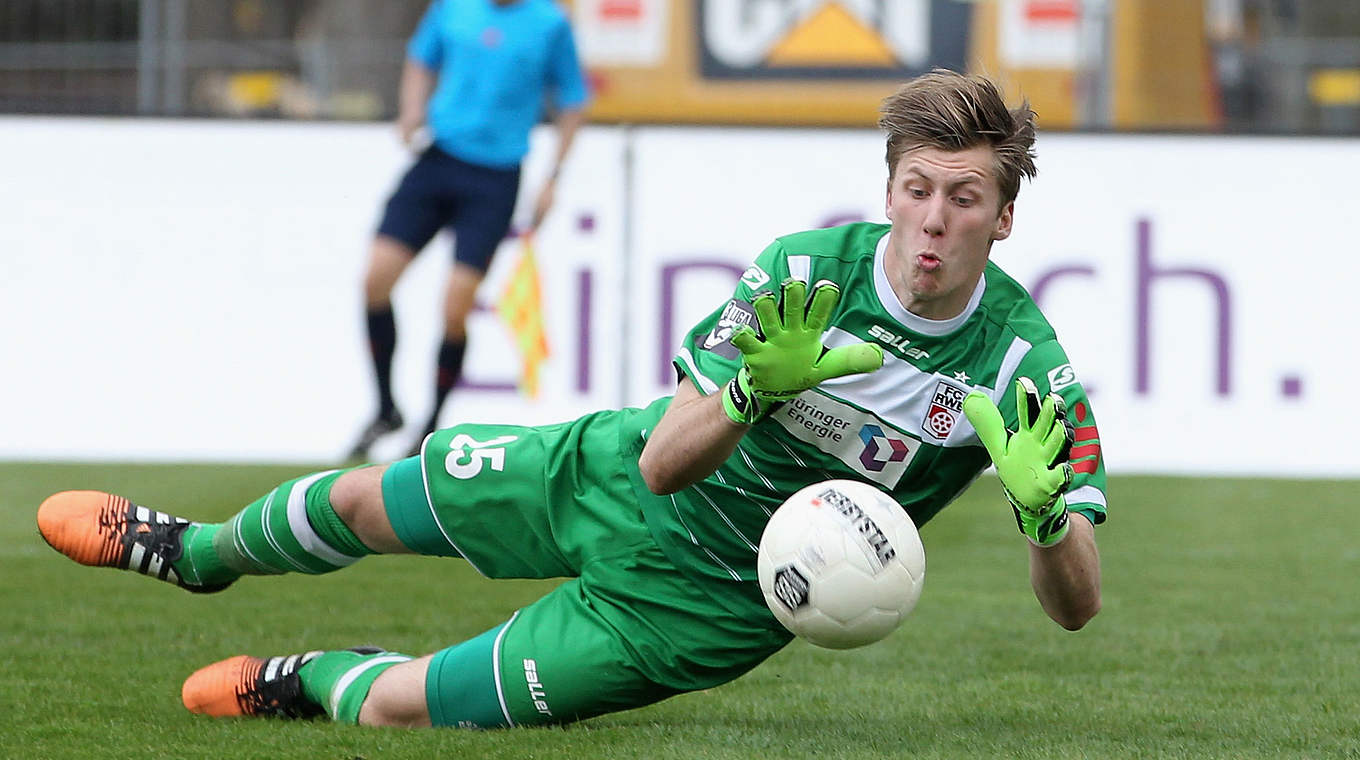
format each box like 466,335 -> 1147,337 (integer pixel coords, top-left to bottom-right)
698,0 -> 971,79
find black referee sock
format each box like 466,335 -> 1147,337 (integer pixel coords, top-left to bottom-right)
425,338 -> 467,432
365,306 -> 398,417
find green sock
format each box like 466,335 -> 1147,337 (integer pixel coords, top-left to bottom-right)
300,650 -> 413,724
171,468 -> 374,584
173,523 -> 238,587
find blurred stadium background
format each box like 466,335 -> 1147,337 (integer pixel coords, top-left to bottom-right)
4,0 -> 1359,131
2,3 -> 1358,758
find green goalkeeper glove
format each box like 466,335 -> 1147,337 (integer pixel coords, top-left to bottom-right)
962,377 -> 1076,547
721,279 -> 884,425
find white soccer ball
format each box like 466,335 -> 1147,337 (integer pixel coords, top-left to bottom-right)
757,479 -> 926,649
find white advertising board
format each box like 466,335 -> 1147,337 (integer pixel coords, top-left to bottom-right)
1,118 -> 1355,476
1009,132 -> 1359,477
0,118 -> 625,462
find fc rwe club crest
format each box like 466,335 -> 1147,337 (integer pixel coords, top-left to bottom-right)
923,380 -> 967,440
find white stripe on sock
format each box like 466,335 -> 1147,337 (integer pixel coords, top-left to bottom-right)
493,611 -> 520,727
285,471 -> 361,569
328,655 -> 412,718
259,489 -> 310,573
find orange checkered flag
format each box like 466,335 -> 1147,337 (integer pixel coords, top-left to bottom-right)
496,236 -> 550,397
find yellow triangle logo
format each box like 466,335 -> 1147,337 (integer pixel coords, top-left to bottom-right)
767,2 -> 897,67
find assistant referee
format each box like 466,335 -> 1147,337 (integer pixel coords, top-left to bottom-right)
349,0 -> 590,460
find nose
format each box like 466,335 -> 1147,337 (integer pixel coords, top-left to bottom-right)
922,196 -> 946,237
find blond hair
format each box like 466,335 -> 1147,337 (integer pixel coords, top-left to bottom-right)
878,69 -> 1037,206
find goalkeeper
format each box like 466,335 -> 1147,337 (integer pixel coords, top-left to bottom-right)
36,70 -> 1103,730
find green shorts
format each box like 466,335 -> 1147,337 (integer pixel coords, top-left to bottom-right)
380,411 -> 792,728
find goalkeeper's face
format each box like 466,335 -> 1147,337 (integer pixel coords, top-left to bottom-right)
883,144 -> 1014,320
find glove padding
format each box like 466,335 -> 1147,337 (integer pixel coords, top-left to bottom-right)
962,377 -> 1075,546
721,279 -> 884,424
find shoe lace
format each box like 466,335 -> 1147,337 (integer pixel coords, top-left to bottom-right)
238,671 -> 325,719
123,519 -> 187,563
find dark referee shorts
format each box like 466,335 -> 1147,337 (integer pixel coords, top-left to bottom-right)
376,145 -> 522,272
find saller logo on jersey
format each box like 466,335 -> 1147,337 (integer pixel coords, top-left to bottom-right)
923,380 -> 967,440
868,324 -> 930,360
819,486 -> 896,571
773,392 -> 919,487
523,659 -> 552,717
700,299 -> 756,359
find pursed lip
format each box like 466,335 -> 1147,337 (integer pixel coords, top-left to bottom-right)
915,252 -> 943,272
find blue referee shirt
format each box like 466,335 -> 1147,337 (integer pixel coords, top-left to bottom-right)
408,0 -> 590,169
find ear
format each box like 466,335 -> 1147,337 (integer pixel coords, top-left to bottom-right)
991,201 -> 1014,241
884,177 -> 895,222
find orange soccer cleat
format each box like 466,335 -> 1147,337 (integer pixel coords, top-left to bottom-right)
36,490 -> 231,593
182,647 -> 385,719
182,652 -> 324,719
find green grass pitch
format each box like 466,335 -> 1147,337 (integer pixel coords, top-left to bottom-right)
2,462 -> 1356,759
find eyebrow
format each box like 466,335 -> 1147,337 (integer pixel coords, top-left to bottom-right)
908,165 -> 984,183
901,167 -> 986,190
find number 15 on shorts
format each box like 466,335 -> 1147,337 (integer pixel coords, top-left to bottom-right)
444,434 -> 519,479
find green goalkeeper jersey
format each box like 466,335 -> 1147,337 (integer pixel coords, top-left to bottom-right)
623,222 -> 1106,609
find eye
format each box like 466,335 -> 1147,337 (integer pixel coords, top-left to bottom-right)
909,187 -> 928,199
953,195 -> 975,207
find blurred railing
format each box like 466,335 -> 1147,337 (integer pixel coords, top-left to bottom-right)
0,0 -> 418,118
1210,0 -> 1360,133
0,0 -> 1356,134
